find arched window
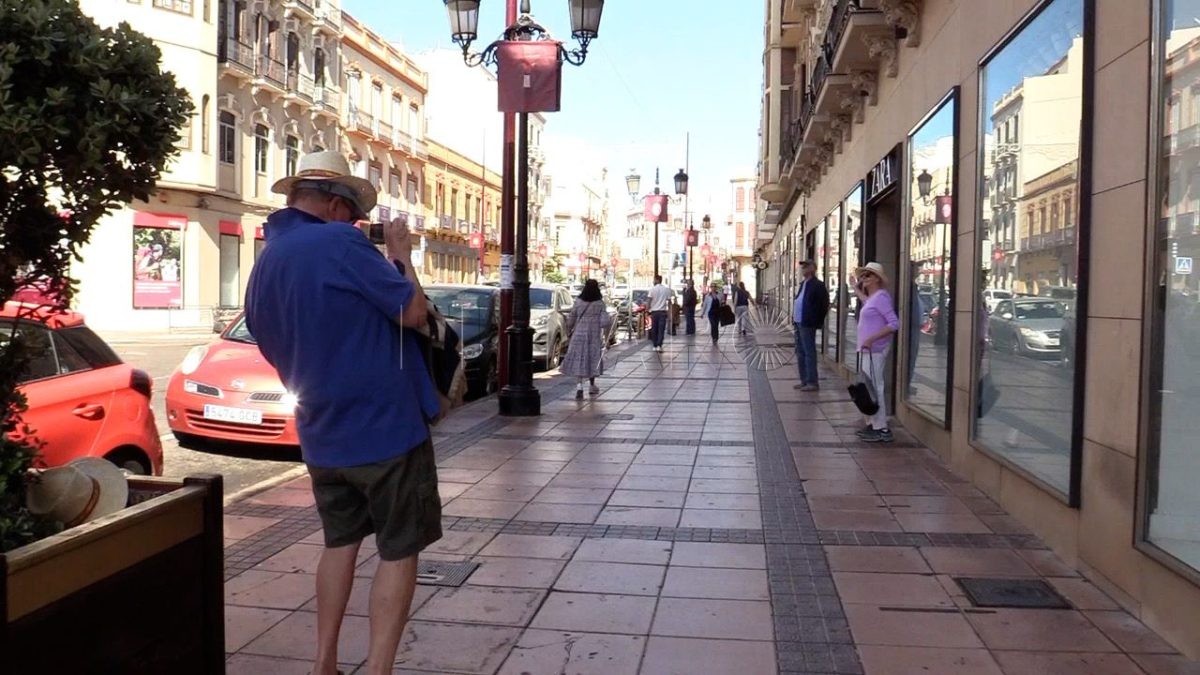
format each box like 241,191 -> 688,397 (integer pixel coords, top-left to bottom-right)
219,111 -> 236,165
254,124 -> 269,174
285,135 -> 299,176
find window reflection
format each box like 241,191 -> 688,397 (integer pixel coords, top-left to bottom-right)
827,205 -> 842,359
906,94 -> 957,423
974,0 -> 1084,495
1146,0 -> 1200,572
843,186 -> 865,371
815,218 -> 828,351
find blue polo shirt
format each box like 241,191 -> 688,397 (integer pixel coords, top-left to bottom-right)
245,208 -> 439,468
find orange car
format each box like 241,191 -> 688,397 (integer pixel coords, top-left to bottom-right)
165,314 -> 299,447
2,302 -> 163,475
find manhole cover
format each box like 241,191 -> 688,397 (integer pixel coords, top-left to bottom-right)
955,577 -> 1071,609
417,560 -> 479,587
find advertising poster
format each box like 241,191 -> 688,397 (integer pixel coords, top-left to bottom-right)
133,213 -> 184,309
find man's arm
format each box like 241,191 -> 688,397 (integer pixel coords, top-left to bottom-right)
383,218 -> 428,328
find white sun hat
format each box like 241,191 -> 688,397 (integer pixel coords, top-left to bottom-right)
270,150 -> 378,217
26,457 -> 129,527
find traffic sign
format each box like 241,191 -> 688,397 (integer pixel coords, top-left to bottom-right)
1177,256 -> 1193,275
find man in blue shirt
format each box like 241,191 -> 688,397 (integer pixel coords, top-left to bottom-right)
793,260 -> 829,391
245,151 -> 440,675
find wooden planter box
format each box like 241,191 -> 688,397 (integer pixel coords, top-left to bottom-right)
0,475 -> 225,674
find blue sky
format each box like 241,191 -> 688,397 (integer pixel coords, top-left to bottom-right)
342,0 -> 765,218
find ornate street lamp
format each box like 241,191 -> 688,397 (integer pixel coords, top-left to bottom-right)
442,0 -> 605,417
916,168 -> 933,203
673,168 -> 689,196
625,170 -> 640,201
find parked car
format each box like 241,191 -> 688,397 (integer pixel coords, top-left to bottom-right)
426,284 -> 501,397
166,314 -> 299,448
982,288 -> 1014,313
988,297 -> 1065,358
4,302 -> 163,475
530,284 -> 572,370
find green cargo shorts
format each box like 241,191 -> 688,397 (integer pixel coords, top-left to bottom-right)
308,438 -> 443,561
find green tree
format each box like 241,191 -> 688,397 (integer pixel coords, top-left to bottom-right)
0,0 -> 192,551
544,269 -> 567,285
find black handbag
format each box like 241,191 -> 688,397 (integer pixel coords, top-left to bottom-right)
848,351 -> 880,415
717,304 -> 735,326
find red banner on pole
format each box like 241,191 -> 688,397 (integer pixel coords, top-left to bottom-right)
644,194 -> 668,222
497,41 -> 563,113
685,229 -> 699,247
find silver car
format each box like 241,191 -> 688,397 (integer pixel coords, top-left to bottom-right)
531,284 -> 573,369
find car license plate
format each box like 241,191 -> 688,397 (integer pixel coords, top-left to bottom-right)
203,404 -> 263,425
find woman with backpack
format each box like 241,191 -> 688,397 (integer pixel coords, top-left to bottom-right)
562,279 -> 611,399
701,284 -> 724,345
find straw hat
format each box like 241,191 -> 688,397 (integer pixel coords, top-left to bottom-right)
270,150 -> 377,216
26,457 -> 129,527
855,261 -> 889,286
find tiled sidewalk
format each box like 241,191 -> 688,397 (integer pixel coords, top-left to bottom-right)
221,333 -> 1200,674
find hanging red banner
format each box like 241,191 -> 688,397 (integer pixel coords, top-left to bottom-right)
644,194 -> 668,222
497,41 -> 562,113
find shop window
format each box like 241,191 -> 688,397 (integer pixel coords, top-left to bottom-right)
219,111 -> 236,165
842,185 -> 865,370
1144,0 -> 1200,573
826,205 -> 842,358
904,90 -> 958,425
219,234 -> 240,308
974,0 -> 1087,498
133,219 -> 184,309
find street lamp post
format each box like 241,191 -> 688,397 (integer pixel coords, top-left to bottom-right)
626,166 -> 687,283
443,0 -> 605,417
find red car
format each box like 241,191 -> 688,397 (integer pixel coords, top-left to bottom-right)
2,302 -> 163,475
165,314 -> 299,447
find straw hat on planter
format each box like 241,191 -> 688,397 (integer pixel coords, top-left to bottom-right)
26,457 -> 129,527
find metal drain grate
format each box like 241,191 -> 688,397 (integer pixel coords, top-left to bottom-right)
416,560 -> 479,587
956,577 -> 1072,609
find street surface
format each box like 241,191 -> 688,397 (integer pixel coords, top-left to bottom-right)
102,331 -> 302,498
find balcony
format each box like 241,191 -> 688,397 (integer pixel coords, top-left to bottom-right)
314,4 -> 341,34
284,0 -> 314,19
285,71 -> 314,105
1163,124 -> 1200,156
220,38 -> 254,78
312,86 -> 339,118
440,215 -> 453,230
376,121 -> 393,144
350,110 -> 374,137
828,0 -> 891,75
255,55 -> 286,92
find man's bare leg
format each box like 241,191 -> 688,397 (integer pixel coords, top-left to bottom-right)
314,542 -> 361,675
363,554 -> 419,675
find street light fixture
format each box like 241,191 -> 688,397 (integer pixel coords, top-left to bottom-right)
916,168 -> 933,203
673,168 -> 688,196
442,0 -> 605,418
625,170 -> 640,201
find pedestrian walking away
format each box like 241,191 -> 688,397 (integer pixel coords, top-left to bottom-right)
647,274 -> 674,352
701,284 -> 724,345
681,278 -> 698,335
245,151 -> 443,675
562,279 -> 610,399
852,261 -> 899,443
793,259 -> 829,391
733,281 -> 754,336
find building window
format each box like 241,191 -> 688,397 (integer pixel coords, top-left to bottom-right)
368,163 -> 382,191
904,92 -> 957,425
285,135 -> 299,177
736,187 -> 745,212
254,124 -> 269,174
390,173 -> 401,199
974,0 -> 1086,498
200,95 -> 211,154
451,188 -> 458,219
409,103 -> 421,138
314,48 -> 326,87
219,233 -> 240,308
407,176 -> 418,205
219,111 -> 236,165
152,0 -> 193,14
177,102 -> 193,150
436,184 -> 445,216
1144,0 -> 1200,573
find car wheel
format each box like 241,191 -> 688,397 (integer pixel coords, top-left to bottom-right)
1009,337 -> 1022,356
547,337 -> 561,370
105,448 -> 152,476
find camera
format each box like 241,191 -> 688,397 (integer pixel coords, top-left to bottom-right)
368,222 -> 385,245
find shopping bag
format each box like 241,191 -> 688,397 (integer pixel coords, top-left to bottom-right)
847,352 -> 880,415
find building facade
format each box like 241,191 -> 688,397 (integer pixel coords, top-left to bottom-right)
424,139 -> 502,283
758,0 -> 1200,657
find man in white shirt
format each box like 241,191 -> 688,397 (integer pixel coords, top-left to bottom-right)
647,275 -> 674,353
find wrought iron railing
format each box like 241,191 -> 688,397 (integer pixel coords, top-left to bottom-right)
221,38 -> 254,73
256,55 -> 286,88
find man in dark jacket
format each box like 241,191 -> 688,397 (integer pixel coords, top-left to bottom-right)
793,259 -> 830,390
681,279 -> 698,335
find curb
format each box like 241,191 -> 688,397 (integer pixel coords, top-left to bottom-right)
223,465 -> 308,507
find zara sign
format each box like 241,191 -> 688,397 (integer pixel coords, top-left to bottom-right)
866,145 -> 901,203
